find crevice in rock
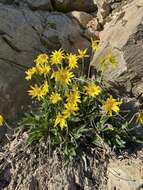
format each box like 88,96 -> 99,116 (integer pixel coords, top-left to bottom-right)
2,36 -> 22,53
0,57 -> 28,71
0,30 -> 13,39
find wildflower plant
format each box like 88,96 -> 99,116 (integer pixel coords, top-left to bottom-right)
22,41 -> 141,166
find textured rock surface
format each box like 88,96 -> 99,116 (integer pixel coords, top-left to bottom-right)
84,17 -> 102,39
96,0 -> 112,23
68,11 -> 93,29
91,0 -> 143,99
0,4 -> 89,118
24,0 -> 53,10
107,150 -> 143,190
52,0 -> 97,13
0,0 -> 14,4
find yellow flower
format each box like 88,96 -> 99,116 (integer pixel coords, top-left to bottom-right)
91,39 -> 100,52
63,89 -> 80,118
50,49 -> 65,65
102,95 -> 121,116
28,84 -> 45,101
25,67 -> 36,80
34,53 -> 48,66
107,53 -> 117,68
50,92 -> 62,104
36,64 -> 51,77
67,53 -> 78,69
41,80 -> 49,96
99,54 -> 117,70
0,115 -> 4,126
54,113 -> 67,129
65,89 -> 81,105
136,112 -> 143,125
51,67 -> 74,85
78,49 -> 89,59
63,103 -> 79,118
84,83 -> 102,97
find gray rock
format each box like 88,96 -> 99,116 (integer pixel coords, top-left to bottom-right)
0,4 -> 89,119
52,0 -> 97,13
25,0 -> 53,10
0,0 -> 14,4
90,0 -> 143,99
0,0 -> 52,11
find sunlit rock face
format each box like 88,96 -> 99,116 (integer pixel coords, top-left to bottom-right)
91,0 -> 143,98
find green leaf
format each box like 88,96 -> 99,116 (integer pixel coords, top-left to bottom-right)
92,135 -> 103,147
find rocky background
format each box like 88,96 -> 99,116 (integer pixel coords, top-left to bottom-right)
0,0 -> 129,119
0,0 -> 143,189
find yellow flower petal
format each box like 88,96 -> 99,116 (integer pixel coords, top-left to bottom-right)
36,65 -> 51,77
84,83 -> 102,97
50,49 -> 65,65
34,53 -> 48,66
41,80 -> 49,96
51,67 -> 74,86
102,95 -> 121,116
63,103 -> 79,118
136,112 -> 143,125
91,39 -> 100,52
78,49 -> 89,59
28,82 -> 49,101
54,113 -> 67,129
0,115 -> 4,126
25,67 -> 36,80
67,53 -> 78,69
50,92 -> 62,104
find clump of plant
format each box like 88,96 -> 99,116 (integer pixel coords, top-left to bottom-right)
1,40 -> 142,166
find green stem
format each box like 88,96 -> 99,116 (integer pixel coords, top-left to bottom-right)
81,58 -> 84,76
5,122 -> 13,130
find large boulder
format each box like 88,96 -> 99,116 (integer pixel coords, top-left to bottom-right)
91,0 -> 143,99
0,0 -> 97,12
14,0 -> 53,11
0,0 -> 14,4
0,4 -> 89,119
52,0 -> 97,13
24,0 -> 53,10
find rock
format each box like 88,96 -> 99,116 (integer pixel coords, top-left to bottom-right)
90,0 -> 143,98
13,0 -> 53,11
68,12 -> 102,39
84,18 -> 102,39
68,11 -> 93,28
52,0 -> 97,13
107,0 -> 124,10
0,4 -> 89,119
96,0 -> 112,24
25,0 -> 53,11
0,0 -> 53,11
0,0 -> 14,4
107,152 -> 143,190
